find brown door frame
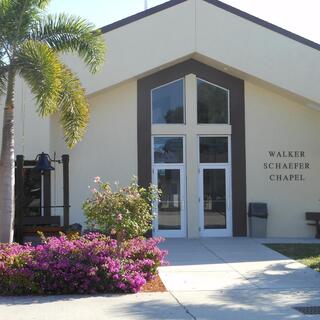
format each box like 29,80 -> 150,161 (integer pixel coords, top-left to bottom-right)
137,59 -> 247,236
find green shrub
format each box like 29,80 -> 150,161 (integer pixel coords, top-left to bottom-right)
83,177 -> 160,241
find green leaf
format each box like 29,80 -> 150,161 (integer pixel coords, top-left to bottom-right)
0,1 -> 105,149
0,0 -> 50,46
57,65 -> 89,148
31,13 -> 106,73
16,40 -> 62,116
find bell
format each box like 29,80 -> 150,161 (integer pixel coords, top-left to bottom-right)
34,152 -> 55,172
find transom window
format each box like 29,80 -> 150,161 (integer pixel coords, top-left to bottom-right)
151,79 -> 185,124
197,78 -> 229,124
153,136 -> 184,163
199,136 -> 229,163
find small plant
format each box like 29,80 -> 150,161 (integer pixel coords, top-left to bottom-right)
83,177 -> 160,241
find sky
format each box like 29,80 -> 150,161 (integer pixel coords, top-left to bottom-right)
47,0 -> 320,45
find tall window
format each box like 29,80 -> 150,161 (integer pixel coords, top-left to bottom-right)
197,78 -> 229,124
152,79 -> 185,124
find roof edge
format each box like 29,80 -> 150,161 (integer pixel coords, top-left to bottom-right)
99,0 -> 320,52
100,0 -> 187,34
204,0 -> 320,52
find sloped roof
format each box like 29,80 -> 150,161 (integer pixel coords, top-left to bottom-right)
100,0 -> 320,52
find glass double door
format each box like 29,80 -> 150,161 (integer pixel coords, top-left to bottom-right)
152,165 -> 231,237
152,166 -> 186,237
198,165 -> 232,237
151,134 -> 232,238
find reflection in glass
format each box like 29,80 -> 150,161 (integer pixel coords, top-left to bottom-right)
203,169 -> 226,229
197,79 -> 229,124
200,137 -> 228,163
152,79 -> 184,124
154,137 -> 183,163
158,169 -> 181,230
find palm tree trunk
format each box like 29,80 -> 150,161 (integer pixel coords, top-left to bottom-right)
0,68 -> 16,243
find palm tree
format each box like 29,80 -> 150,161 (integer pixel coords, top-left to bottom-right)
0,0 -> 106,243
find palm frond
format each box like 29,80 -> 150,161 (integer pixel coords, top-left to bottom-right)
0,0 -> 50,50
34,0 -> 51,10
16,40 -> 61,116
0,0 -> 19,44
57,65 -> 89,148
30,13 -> 105,73
16,41 -> 89,147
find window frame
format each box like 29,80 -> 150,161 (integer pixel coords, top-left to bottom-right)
152,135 -> 185,165
198,135 -> 231,165
151,78 -> 186,125
197,77 -> 230,125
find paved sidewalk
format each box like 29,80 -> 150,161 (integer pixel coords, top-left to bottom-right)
1,238 -> 320,319
158,238 -> 320,319
0,293 -> 188,320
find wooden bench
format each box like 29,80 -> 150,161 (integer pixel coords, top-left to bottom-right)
305,212 -> 320,238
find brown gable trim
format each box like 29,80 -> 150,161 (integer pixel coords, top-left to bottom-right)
204,0 -> 320,52
100,0 -> 187,33
137,59 -> 247,236
100,0 -> 320,52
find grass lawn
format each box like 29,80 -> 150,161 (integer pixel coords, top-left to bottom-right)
266,244 -> 320,272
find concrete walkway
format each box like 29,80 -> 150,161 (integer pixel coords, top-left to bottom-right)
1,238 -> 320,319
158,238 -> 320,319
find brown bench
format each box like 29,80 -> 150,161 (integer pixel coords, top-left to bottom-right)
305,212 -> 320,238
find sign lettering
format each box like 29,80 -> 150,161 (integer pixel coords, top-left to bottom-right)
264,150 -> 310,182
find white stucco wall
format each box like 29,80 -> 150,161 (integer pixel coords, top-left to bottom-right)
50,80 -> 138,227
245,81 -> 320,237
196,0 -> 320,105
62,0 -> 320,107
63,0 -> 196,95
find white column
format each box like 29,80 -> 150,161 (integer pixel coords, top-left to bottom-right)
185,74 -> 199,238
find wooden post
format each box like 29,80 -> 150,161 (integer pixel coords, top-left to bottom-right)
15,155 -> 24,243
62,155 -> 69,228
43,170 -> 51,217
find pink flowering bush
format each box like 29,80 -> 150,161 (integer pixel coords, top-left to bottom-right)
83,177 -> 160,241
0,233 -> 167,295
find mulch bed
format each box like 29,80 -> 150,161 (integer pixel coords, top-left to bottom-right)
140,274 -> 167,292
